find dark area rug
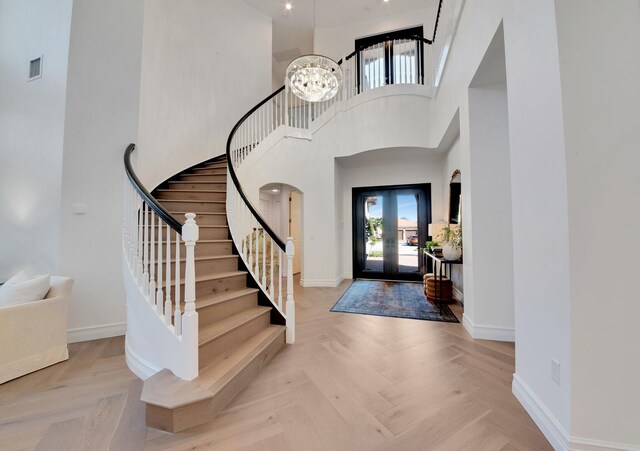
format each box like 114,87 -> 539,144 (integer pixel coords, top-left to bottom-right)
330,280 -> 459,323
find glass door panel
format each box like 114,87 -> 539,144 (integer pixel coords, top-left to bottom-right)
363,195 -> 384,273
392,39 -> 418,84
397,192 -> 419,273
360,42 -> 387,91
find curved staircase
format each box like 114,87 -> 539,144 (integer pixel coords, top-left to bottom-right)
140,156 -> 286,432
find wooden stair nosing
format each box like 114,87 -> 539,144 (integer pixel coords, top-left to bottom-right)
173,270 -> 246,288
195,287 -> 259,310
159,199 -> 225,204
156,189 -> 227,195
141,369 -> 213,409
198,306 -> 271,347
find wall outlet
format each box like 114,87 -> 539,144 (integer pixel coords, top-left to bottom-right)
551,358 -> 561,385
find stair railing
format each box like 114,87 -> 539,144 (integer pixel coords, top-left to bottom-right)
226,92 -> 296,343
123,144 -> 199,380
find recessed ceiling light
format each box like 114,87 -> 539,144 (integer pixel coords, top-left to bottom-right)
285,2 -> 292,10
383,0 -> 389,2
272,188 -> 280,193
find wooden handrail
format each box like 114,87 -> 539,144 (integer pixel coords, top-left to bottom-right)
123,143 -> 182,233
225,86 -> 287,251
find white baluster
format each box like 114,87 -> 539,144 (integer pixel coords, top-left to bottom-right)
270,237 -> 274,299
130,187 -> 135,262
262,229 -> 267,287
181,213 -> 199,379
165,223 -> 172,326
136,198 -> 143,282
248,221 -> 253,274
174,230 -> 181,335
253,225 -> 259,276
156,215 -> 164,315
278,247 -> 283,311
149,210 -> 156,303
286,237 -> 295,344
284,80 -> 289,129
142,203 -> 150,292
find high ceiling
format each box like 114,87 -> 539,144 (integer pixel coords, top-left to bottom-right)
243,0 -> 438,84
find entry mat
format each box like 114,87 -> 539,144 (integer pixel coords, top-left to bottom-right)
330,279 -> 459,323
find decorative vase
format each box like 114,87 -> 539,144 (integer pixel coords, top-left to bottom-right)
442,242 -> 462,261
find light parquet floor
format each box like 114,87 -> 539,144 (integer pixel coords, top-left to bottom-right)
0,278 -> 551,450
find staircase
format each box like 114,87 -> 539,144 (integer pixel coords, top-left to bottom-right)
139,156 -> 286,432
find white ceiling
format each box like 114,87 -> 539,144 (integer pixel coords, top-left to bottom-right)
243,0 -> 438,84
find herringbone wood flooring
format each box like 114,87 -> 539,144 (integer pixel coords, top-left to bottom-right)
0,279 -> 551,450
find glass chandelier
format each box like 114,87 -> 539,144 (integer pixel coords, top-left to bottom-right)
286,55 -> 343,102
286,0 -> 343,102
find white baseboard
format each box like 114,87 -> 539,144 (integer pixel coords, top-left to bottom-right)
570,437 -> 640,451
125,338 -> 160,381
512,374 -> 570,451
67,322 -> 126,344
300,276 -> 344,287
462,314 -> 515,342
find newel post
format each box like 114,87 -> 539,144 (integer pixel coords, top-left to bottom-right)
181,213 -> 199,380
285,237 -> 295,344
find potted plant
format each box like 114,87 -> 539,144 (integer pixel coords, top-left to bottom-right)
424,240 -> 439,254
440,224 -> 462,261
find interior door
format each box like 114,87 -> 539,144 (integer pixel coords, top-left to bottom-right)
289,191 -> 302,275
352,184 -> 431,281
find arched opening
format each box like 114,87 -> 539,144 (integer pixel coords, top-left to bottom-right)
259,183 -> 304,282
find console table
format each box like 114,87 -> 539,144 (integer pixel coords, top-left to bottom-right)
423,251 -> 462,303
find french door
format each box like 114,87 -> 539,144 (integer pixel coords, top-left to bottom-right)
352,184 -> 431,281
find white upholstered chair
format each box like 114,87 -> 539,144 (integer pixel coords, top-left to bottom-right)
0,276 -> 74,384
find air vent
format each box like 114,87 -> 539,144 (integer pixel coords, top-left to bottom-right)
28,56 -> 42,81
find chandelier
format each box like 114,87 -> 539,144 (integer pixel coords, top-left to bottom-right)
286,0 -> 343,102
286,55 -> 343,102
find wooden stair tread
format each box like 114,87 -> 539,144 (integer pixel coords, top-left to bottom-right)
167,254 -> 237,266
195,287 -> 259,310
159,199 -> 225,203
192,271 -> 245,284
198,306 -> 271,346
156,189 -> 227,194
141,369 -> 213,409
169,181 -> 226,184
168,211 -> 226,216
197,325 -> 285,392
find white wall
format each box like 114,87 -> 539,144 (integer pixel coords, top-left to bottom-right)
466,81 -> 514,339
236,88 -> 433,287
555,0 -> 640,447
59,0 -> 145,340
337,148 -> 445,280
0,0 -> 73,280
136,0 -> 272,189
424,1 -> 574,445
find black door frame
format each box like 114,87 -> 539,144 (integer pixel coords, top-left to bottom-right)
352,183 -> 431,281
